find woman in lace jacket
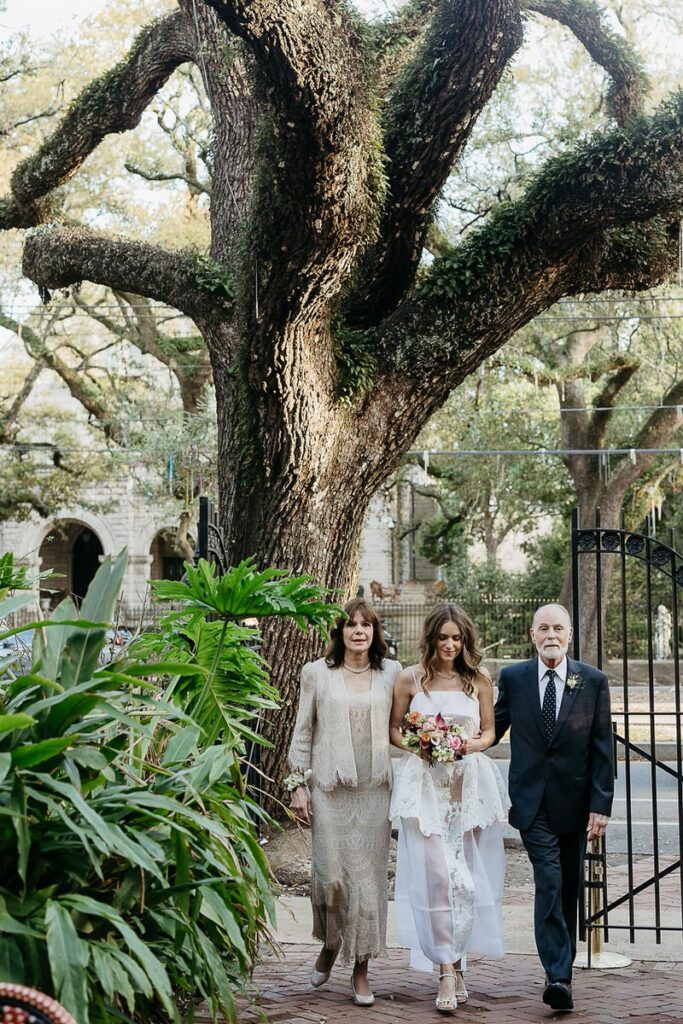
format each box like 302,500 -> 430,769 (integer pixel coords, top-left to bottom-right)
287,598 -> 401,1006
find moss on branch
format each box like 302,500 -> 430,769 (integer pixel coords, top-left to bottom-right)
9,12 -> 193,210
421,91 -> 683,307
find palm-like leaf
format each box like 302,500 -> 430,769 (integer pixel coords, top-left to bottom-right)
0,551 -> 334,1022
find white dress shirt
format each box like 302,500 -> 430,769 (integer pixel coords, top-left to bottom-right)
538,656 -> 567,720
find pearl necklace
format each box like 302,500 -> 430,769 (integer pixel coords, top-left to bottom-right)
343,661 -> 371,674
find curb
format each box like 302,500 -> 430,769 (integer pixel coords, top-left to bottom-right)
488,742 -> 680,762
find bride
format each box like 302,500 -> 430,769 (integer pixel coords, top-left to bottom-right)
389,603 -> 510,1014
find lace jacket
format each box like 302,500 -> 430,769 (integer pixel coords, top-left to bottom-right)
287,657 -> 401,791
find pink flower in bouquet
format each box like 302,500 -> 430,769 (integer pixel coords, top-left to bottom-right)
434,712 -> 448,730
448,734 -> 463,752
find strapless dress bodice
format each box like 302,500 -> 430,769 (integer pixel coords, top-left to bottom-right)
409,689 -> 480,739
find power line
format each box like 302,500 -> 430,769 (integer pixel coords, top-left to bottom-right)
2,403 -> 681,427
409,448 -> 683,459
2,442 -> 681,460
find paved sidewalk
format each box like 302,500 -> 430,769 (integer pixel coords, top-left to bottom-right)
234,944 -> 683,1024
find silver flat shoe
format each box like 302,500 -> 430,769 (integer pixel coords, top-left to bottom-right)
310,967 -> 331,988
351,977 -> 375,1006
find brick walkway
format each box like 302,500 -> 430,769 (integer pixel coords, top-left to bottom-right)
231,944 -> 683,1024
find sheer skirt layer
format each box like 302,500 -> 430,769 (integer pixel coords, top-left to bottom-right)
392,751 -> 509,972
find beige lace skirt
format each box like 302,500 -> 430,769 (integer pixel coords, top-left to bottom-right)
310,781 -> 391,964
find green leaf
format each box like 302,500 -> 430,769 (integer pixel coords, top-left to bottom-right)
57,551 -> 128,689
45,900 -> 90,1024
10,775 -> 29,885
0,753 -> 11,785
36,596 -> 78,679
162,724 -> 201,766
0,592 -> 38,620
0,912 -> 42,938
0,713 -> 36,737
200,887 -> 248,957
12,737 -> 73,768
33,777 -> 163,880
80,550 -> 128,624
0,937 -> 24,982
61,895 -> 176,1019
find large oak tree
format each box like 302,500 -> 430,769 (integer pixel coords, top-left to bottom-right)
3,0 -> 683,778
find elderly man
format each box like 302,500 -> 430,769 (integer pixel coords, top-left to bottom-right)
494,604 -> 613,1011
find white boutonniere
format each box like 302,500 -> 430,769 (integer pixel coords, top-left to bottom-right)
566,672 -> 584,692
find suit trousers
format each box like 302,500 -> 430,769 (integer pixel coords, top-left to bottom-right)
520,804 -> 587,983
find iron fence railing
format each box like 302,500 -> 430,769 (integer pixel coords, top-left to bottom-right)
371,598 -> 544,665
5,594 -> 682,662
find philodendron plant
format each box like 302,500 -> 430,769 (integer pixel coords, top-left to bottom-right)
0,551 -> 338,1024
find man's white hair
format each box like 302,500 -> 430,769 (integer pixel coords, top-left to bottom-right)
531,603 -> 572,629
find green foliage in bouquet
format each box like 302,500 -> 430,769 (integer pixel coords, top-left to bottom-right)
0,552 -> 339,1023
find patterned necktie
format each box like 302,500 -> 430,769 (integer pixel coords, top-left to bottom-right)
542,669 -> 557,742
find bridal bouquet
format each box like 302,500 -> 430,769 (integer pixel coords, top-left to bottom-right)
400,710 -> 465,765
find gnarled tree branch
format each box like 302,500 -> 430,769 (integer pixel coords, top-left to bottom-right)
400,93 -> 683,373
351,0 -> 523,327
0,11 -> 195,230
356,96 -> 683,471
0,310 -> 125,444
21,227 -> 226,323
524,0 -> 647,126
72,290 -> 212,413
589,358 -> 639,446
0,361 -> 41,442
610,377 -> 683,493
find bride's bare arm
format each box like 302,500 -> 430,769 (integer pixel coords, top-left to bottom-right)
462,669 -> 495,754
390,669 -> 418,753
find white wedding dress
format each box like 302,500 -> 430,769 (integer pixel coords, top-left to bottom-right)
390,685 -> 510,971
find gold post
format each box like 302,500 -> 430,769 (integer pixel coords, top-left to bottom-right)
575,838 -> 631,969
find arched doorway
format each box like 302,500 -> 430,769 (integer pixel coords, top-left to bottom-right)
71,528 -> 104,601
149,528 -> 188,582
38,522 -> 104,609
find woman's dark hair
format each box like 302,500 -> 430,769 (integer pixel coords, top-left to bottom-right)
325,598 -> 387,670
419,602 -> 484,696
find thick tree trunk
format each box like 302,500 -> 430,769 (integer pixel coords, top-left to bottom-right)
207,321 -> 397,796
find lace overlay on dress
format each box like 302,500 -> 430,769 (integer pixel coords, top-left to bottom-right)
310,686 -> 392,965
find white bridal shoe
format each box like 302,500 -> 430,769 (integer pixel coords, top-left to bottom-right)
454,969 -> 468,1003
436,970 -> 458,1015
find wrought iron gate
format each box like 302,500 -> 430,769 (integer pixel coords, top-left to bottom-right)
571,508 -> 683,948
197,496 -> 229,573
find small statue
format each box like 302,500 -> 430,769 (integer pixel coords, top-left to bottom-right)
654,604 -> 673,660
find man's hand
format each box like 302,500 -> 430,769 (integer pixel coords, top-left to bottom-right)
587,811 -> 609,842
290,785 -> 312,826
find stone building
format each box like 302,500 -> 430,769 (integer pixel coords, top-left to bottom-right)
0,467 -> 438,625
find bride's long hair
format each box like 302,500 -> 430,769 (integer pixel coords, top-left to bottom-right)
419,602 -> 484,696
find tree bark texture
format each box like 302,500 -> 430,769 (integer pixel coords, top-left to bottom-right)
4,0 -> 683,790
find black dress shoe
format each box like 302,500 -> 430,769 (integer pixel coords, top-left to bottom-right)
543,981 -> 573,1010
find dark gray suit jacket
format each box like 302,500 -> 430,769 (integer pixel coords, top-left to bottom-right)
494,656 -> 614,834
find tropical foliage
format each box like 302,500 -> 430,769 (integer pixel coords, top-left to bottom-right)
0,550 -> 338,1022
